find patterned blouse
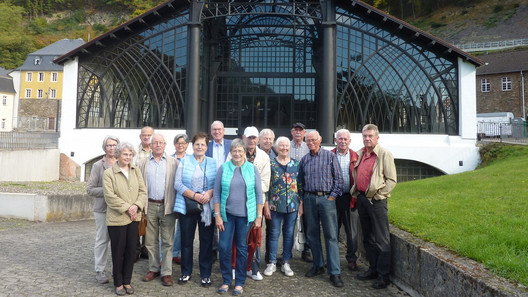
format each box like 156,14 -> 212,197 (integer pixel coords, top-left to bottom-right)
268,157 -> 302,213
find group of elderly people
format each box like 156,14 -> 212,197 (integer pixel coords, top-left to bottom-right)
86,121 -> 395,295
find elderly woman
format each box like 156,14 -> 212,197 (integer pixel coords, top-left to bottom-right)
173,132 -> 217,287
263,136 -> 302,277
171,133 -> 190,264
103,142 -> 147,296
87,135 -> 119,284
214,139 -> 264,295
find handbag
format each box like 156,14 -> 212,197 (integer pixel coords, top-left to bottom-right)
184,160 -> 207,215
294,215 -> 306,251
138,209 -> 147,236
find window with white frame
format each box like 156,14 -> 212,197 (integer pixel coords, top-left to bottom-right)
25,89 -> 31,98
2,96 -> 6,105
51,72 -> 58,82
502,77 -> 512,91
37,89 -> 43,98
481,79 -> 490,92
26,72 -> 32,82
49,89 -> 57,99
1,119 -> 5,129
38,72 -> 45,82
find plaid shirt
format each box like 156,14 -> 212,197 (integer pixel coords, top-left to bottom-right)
299,147 -> 343,198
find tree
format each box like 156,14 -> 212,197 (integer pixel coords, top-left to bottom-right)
0,2 -> 35,69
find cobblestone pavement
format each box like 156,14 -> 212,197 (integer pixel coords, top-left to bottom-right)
0,220 -> 410,297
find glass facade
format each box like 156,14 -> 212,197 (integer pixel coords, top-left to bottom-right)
75,0 -> 459,137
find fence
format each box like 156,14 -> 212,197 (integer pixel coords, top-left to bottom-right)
455,38 -> 528,52
477,121 -> 528,144
0,131 -> 60,150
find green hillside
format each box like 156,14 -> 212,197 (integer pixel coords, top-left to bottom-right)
390,143 -> 528,286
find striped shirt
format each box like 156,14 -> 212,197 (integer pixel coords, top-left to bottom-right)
299,147 -> 343,198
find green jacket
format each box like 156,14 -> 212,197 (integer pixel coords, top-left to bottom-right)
103,163 -> 147,226
351,144 -> 397,201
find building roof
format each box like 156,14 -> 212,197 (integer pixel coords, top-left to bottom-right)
0,67 -> 10,77
54,0 -> 485,67
0,76 -> 16,94
476,49 -> 528,75
18,38 -> 85,71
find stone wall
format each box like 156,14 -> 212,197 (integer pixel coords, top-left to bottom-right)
17,98 -> 61,131
477,72 -> 527,118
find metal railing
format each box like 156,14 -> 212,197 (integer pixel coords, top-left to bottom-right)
0,132 -> 60,150
455,39 -> 528,52
477,121 -> 528,144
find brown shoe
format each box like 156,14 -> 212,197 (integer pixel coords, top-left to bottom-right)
172,257 -> 181,264
161,275 -> 174,286
142,271 -> 161,282
348,261 -> 358,271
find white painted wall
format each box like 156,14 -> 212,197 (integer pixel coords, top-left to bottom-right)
0,193 -> 48,221
0,149 -> 60,181
0,92 -> 15,131
458,58 -> 478,140
8,70 -> 20,129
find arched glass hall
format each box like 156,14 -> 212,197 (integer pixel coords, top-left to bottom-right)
57,0 -> 482,142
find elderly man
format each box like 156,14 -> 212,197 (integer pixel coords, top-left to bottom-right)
134,126 -> 154,165
259,128 -> 277,159
299,131 -> 344,287
352,124 -> 397,289
138,134 -> 179,286
289,122 -> 312,262
258,128 -> 276,264
206,120 -> 232,261
331,129 -> 359,271
206,120 -> 232,169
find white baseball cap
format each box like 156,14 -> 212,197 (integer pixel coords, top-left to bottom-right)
243,126 -> 259,137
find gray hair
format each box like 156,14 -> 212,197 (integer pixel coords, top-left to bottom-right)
102,135 -> 119,152
259,128 -> 275,139
211,120 -> 224,129
230,138 -> 247,153
173,133 -> 189,144
114,142 -> 136,158
362,124 -> 379,136
335,129 -> 351,139
273,136 -> 290,150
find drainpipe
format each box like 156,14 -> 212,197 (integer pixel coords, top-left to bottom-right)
522,70 -> 526,120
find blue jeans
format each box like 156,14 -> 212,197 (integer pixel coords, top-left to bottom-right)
269,210 -> 297,263
172,220 -> 181,257
219,214 -> 251,287
303,193 -> 341,275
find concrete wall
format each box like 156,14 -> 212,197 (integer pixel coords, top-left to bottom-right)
0,149 -> 60,181
390,226 -> 527,297
0,193 -> 93,222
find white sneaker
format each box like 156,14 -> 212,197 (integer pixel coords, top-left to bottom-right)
281,263 -> 294,277
263,263 -> 276,276
250,271 -> 263,281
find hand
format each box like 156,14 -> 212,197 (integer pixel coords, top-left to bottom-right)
216,215 -> 225,232
298,203 -> 303,217
327,196 -> 336,201
127,204 -> 138,220
201,191 -> 212,204
263,203 -> 271,220
254,216 -> 262,228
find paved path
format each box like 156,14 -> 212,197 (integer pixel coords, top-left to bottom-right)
0,219 -> 409,297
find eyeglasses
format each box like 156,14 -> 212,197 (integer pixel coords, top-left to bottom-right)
175,142 -> 188,146
105,144 -> 117,147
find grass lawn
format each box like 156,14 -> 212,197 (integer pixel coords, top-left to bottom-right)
389,143 -> 528,287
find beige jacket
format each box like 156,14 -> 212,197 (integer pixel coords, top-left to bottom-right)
103,163 -> 147,226
138,153 -> 179,215
350,144 -> 397,201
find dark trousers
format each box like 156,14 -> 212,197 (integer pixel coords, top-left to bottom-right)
179,213 -> 214,278
108,221 -> 138,287
356,193 -> 391,277
336,193 -> 358,262
265,218 -> 272,263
